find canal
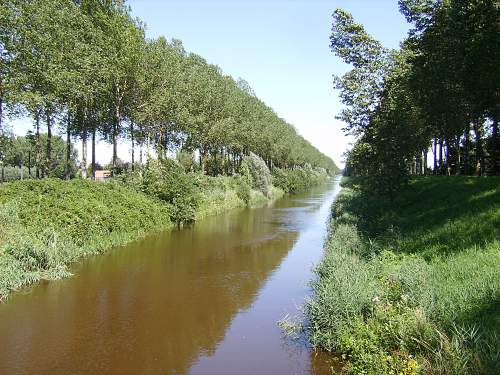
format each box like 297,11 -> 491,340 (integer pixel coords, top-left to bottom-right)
0,177 -> 341,375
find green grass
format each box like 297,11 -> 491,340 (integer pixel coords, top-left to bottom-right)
308,176 -> 500,374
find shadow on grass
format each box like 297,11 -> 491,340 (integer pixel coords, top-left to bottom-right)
343,176 -> 500,258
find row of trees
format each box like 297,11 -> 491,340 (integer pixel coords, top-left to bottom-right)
0,0 -> 337,182
332,0 -> 499,194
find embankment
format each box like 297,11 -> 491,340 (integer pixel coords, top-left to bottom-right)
308,176 -> 500,374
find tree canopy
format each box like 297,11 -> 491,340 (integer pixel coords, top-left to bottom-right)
334,0 -> 499,194
0,0 -> 338,182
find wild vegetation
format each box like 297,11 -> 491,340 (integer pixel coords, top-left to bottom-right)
308,177 -> 499,374
0,154 -> 328,301
304,1 -> 500,374
0,178 -> 172,300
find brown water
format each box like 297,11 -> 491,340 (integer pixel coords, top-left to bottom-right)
0,178 -> 342,375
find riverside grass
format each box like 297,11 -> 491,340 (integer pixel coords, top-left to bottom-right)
308,176 -> 500,375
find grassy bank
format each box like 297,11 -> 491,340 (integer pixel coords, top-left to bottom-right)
308,177 -> 500,374
272,166 -> 329,194
194,175 -> 284,220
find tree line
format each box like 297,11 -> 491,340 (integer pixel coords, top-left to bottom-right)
332,0 -> 499,195
0,0 -> 337,182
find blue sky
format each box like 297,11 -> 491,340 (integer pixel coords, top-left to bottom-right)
127,0 -> 410,167
11,0 -> 409,167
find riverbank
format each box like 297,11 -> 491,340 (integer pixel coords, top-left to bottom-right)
0,162 -> 329,301
308,176 -> 500,374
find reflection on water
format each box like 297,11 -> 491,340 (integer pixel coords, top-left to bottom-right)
0,178 -> 341,375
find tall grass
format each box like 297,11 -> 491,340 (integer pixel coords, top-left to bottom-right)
308,177 -> 500,374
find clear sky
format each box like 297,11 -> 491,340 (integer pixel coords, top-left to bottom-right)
11,0 -> 410,167
129,0 -> 410,167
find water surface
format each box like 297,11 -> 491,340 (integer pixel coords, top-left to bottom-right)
0,178 -> 341,374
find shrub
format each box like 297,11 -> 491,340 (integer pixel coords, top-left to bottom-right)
242,152 -> 272,196
0,178 -> 173,300
272,166 -> 327,193
141,159 -> 200,224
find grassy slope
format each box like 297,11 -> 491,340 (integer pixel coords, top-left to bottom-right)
309,176 -> 499,374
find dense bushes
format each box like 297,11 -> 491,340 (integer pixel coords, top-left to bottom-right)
140,159 -> 200,224
308,177 -> 500,374
118,158 -> 258,224
0,157 -> 329,300
0,179 -> 173,300
272,165 -> 328,193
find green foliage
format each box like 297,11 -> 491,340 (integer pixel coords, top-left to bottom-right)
272,166 -> 328,194
0,178 -> 173,300
242,152 -> 272,197
194,174 -> 248,219
308,177 -> 500,374
2,0 -> 338,182
0,166 -> 32,182
1,133 -> 79,180
140,159 -> 199,225
334,1 -> 500,184
176,150 -> 195,172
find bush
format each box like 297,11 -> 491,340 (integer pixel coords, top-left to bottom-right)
272,165 -> 328,193
141,159 -> 200,224
1,165 -> 34,182
0,178 -> 173,300
242,152 -> 272,196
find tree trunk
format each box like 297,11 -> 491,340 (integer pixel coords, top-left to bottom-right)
200,148 -> 207,174
81,127 -> 88,179
139,131 -> 143,170
473,120 -> 484,176
28,150 -> 32,177
35,110 -> 41,178
112,104 -> 120,177
433,138 -> 437,174
438,138 -> 443,175
146,128 -> 151,160
130,122 -> 135,171
444,138 -> 450,175
464,124 -> 470,175
492,116 -> 498,174
423,148 -> 428,175
91,127 -> 96,180
66,112 -> 71,180
455,136 -> 461,175
45,106 -> 52,177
